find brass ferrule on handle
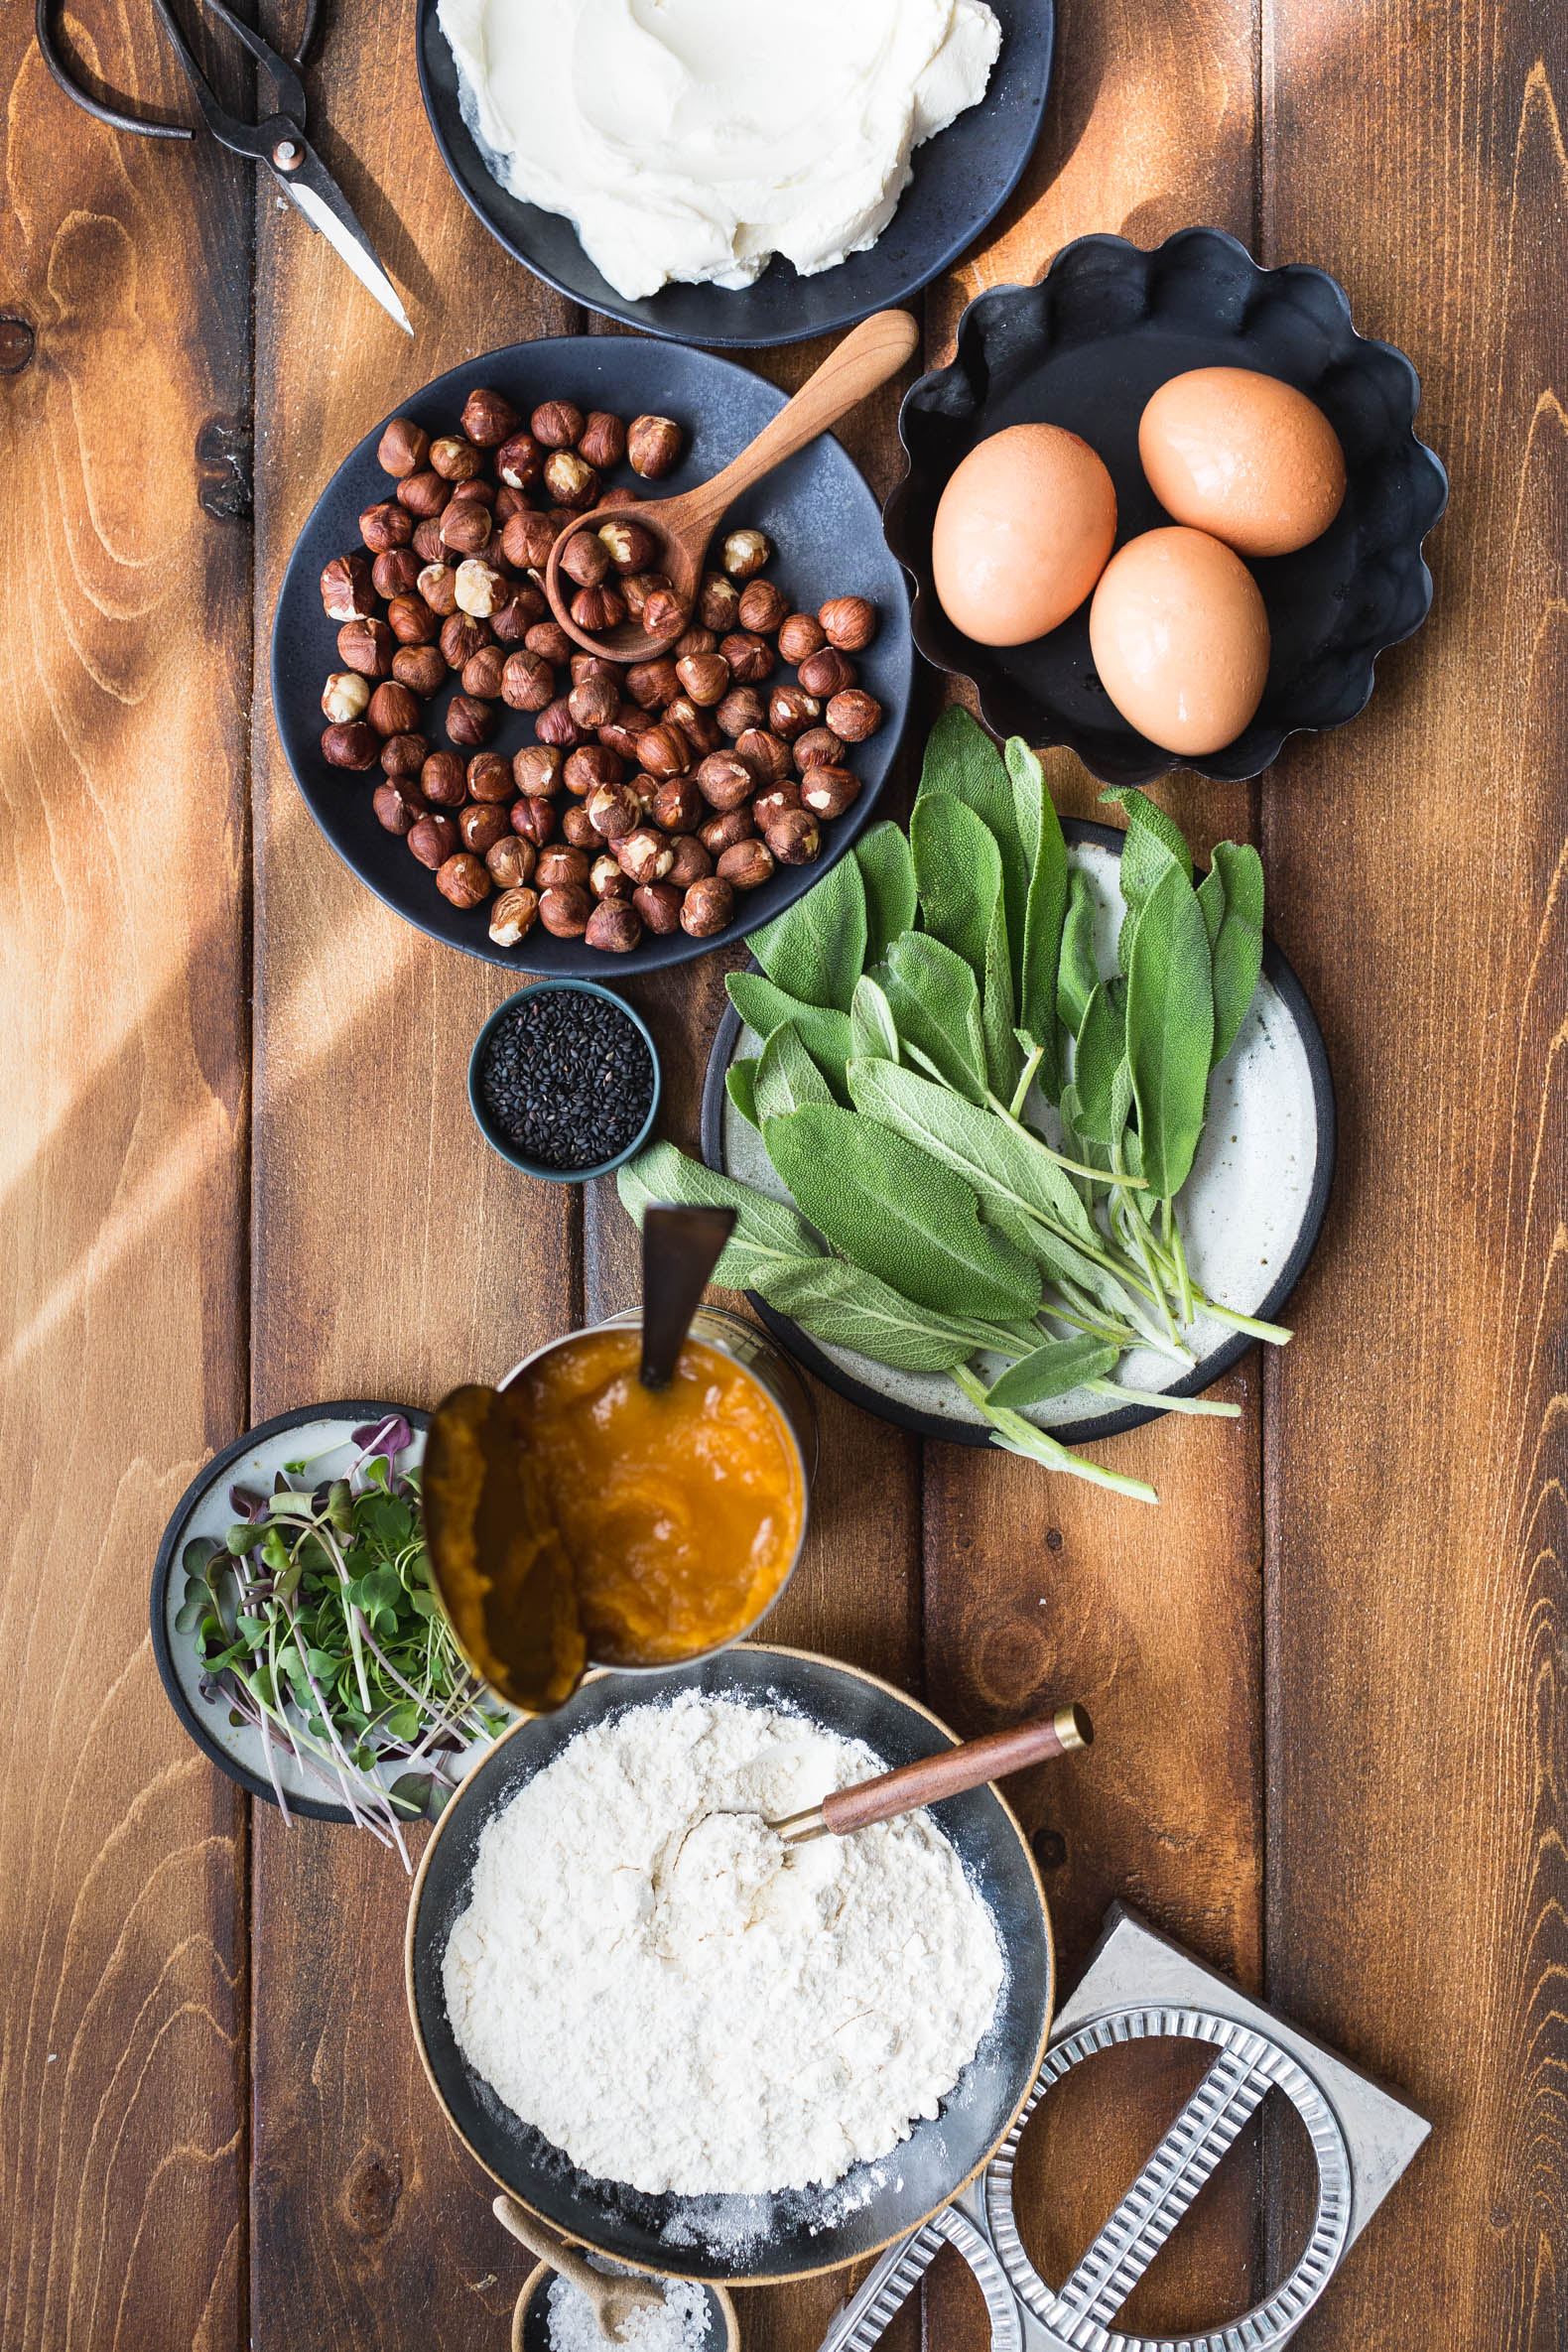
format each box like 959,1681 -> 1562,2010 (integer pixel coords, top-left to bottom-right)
775,1702 -> 1093,1846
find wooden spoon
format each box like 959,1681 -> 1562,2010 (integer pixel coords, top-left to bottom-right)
545,307 -> 921,661
493,2194 -> 665,2344
771,1704 -> 1093,1844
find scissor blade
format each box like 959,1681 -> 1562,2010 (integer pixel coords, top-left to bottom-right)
276,150 -> 411,333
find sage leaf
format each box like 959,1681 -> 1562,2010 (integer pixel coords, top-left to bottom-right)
981,891 -> 1021,1099
725,973 -> 853,1099
749,851 -> 866,1012
1006,740 -> 1069,1084
756,1256 -> 983,1372
1198,841 -> 1265,1066
880,932 -> 987,1103
1057,867 -> 1102,1039
761,1104 -> 1041,1323
951,1366 -> 1159,1503
910,794 -> 1004,983
754,1023 -> 832,1119
1124,861 -> 1215,1201
726,1058 -> 760,1131
986,1336 -> 1119,1409
1072,980 -> 1129,1147
1103,786 -> 1191,975
849,974 -> 901,1064
919,710 -> 1030,980
854,822 -> 918,968
616,1140 -> 826,1289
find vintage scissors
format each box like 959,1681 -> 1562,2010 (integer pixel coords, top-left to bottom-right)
36,0 -> 411,332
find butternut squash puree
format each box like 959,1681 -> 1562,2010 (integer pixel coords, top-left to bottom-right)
509,1330 -> 803,1667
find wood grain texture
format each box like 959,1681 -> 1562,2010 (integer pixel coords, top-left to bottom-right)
1261,4 -> 1568,2344
0,7 -> 252,2350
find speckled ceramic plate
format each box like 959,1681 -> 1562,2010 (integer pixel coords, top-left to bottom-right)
701,821 -> 1336,1446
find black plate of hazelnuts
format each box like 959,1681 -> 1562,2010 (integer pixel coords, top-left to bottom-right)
271,339 -> 914,975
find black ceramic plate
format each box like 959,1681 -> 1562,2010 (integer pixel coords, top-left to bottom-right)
415,0 -> 1053,349
151,1401 -> 429,1822
701,820 -> 1336,1450
272,340 -> 913,977
883,227 -> 1449,785
407,1645 -> 1053,2284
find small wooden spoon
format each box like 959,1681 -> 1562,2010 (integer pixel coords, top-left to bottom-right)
771,1704 -> 1093,1843
545,307 -> 920,661
493,2194 -> 665,2344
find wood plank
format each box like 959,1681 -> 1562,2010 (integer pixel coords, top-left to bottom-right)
244,13 -> 581,2343
1260,6 -> 1568,2343
0,10 -> 252,2350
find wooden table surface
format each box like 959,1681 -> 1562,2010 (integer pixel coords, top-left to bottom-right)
3,0 -> 1564,2345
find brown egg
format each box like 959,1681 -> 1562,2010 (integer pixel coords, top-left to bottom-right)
1089,527 -> 1270,757
931,423 -> 1117,645
1138,367 -> 1347,557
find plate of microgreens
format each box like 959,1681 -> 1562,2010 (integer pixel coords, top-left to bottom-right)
618,710 -> 1334,1505
152,1405 -> 507,1861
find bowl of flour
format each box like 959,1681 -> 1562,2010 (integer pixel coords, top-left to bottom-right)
407,1645 -> 1053,2282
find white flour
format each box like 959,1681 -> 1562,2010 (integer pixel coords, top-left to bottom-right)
444,1693 -> 1004,2197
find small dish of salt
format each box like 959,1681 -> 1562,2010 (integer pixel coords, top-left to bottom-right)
512,2260 -> 737,2352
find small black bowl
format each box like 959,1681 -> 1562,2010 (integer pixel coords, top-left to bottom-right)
414,0 -> 1054,349
883,226 -> 1449,784
468,980 -> 661,1183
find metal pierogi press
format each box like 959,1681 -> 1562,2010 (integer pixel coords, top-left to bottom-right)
818,1905 -> 1428,2352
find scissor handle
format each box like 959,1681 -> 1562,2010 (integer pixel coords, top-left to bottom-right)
36,0 -> 323,141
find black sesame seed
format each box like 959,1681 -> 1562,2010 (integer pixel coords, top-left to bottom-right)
479,987 -> 655,1174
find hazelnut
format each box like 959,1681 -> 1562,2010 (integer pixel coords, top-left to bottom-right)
501,509 -> 560,571
699,572 -> 742,632
572,652 -> 620,689
675,651 -> 731,707
625,658 -> 681,712
321,719 -> 379,769
673,625 -> 719,660
587,784 -> 639,842
635,721 -> 691,779
446,695 -> 496,748
801,763 -> 861,819
560,530 -> 611,588
421,750 -> 467,808
719,838 -> 776,891
616,827 -> 675,885
441,612 -> 491,669
820,594 -> 877,651
543,450 -> 599,508
770,684 -> 821,740
372,547 -> 422,599
387,591 -> 441,646
621,570 -> 671,619
492,589 -> 546,643
539,883 -> 592,938
359,499 -> 412,554
778,611 -> 826,663
570,583 -> 627,633
531,400 -> 585,449
720,527 -> 771,581
586,900 -> 642,954
627,414 -> 683,478
454,559 -> 507,618
525,619 -> 576,666
429,435 -> 484,481
562,803 -> 599,847
597,707 -> 645,763
397,469 -> 451,519
564,744 -> 623,799
695,749 -> 756,812
826,688 -> 882,742
367,680 -> 420,737
754,781 -> 802,828
665,696 -> 720,756
536,845 -> 591,890
734,726 -> 791,785
630,771 -> 662,817
569,673 -> 619,730
765,806 -> 823,864
496,432 -> 545,489
467,751 -> 515,803
437,851 -> 491,908
487,837 -> 536,889
440,500 -> 492,559
411,517 -> 448,565
462,645 -> 508,700
321,553 -> 376,620
641,587 -> 692,642
408,812 -> 458,868
497,650 -> 553,713
416,562 -> 458,617
321,670 -> 370,724
378,416 -> 430,478
719,631 -> 774,685
460,386 -> 520,448
737,579 -> 789,634
393,644 -> 447,697
493,483 -> 529,523
634,880 -> 683,934
680,876 -> 735,937
650,774 -> 702,832
591,851 -> 632,900
599,517 -> 658,573
512,797 -> 559,847
793,723 -> 847,772
699,808 -> 755,855
665,835 -> 714,888
798,646 -> 856,699
459,803 -> 512,854
373,778 -> 427,834
380,731 -> 430,779
717,686 -> 766,738
337,617 -> 395,680
513,744 -> 563,797
578,411 -> 627,469
489,886 -> 540,947
536,698 -> 584,749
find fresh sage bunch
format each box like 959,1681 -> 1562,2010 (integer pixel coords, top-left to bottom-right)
617,710 -> 1290,1503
